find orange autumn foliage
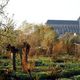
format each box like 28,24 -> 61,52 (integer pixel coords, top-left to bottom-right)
53,40 -> 76,57
53,41 -> 66,55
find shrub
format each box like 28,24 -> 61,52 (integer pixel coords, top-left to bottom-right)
60,69 -> 80,78
74,75 -> 80,80
54,59 -> 64,63
35,60 -> 43,66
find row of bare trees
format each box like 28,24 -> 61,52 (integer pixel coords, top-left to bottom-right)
1,21 -> 80,57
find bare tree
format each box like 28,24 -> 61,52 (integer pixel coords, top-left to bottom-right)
0,0 -> 10,27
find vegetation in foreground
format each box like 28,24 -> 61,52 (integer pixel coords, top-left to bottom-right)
1,54 -> 80,80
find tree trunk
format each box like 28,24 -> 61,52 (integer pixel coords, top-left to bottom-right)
13,53 -> 16,71
22,47 -> 30,72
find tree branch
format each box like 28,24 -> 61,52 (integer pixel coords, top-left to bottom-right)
0,0 -> 10,9
0,33 -> 10,38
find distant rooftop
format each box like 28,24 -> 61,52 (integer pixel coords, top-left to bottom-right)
46,20 -> 79,25
46,17 -> 80,36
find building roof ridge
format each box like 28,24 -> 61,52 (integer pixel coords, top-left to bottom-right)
47,19 -> 77,22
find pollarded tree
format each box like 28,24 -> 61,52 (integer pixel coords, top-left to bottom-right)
19,22 -> 58,56
41,25 -> 57,55
0,18 -> 18,52
0,0 -> 11,50
23,24 -> 57,56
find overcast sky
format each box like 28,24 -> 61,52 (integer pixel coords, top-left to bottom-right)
6,0 -> 80,26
